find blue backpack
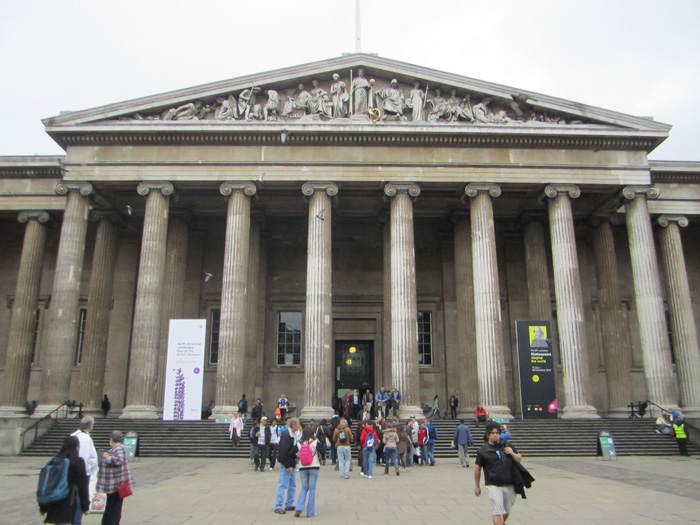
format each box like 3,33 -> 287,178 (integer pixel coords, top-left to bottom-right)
37,457 -> 70,505
365,432 -> 375,449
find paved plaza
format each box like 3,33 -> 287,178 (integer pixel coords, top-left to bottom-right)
5,453 -> 700,524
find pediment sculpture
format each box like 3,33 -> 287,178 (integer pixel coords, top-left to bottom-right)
126,70 -> 587,126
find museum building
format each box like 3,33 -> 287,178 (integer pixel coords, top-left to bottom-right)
1,55 -> 700,432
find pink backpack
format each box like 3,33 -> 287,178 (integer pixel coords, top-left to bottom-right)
299,439 -> 315,466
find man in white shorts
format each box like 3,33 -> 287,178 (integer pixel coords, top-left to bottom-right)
474,422 -> 522,524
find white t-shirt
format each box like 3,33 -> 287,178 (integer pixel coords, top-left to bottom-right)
71,429 -> 98,477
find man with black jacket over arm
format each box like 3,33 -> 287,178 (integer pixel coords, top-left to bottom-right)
252,416 -> 272,472
274,417 -> 302,514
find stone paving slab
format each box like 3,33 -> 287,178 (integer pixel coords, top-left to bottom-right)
3,455 -> 699,524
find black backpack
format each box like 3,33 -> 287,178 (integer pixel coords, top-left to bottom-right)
37,457 -> 70,506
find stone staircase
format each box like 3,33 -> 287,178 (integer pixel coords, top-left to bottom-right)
22,416 -> 695,459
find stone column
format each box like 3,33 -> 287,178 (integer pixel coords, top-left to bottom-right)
544,185 -> 598,418
121,182 -> 173,419
622,186 -> 678,409
300,183 -> 337,420
451,212 -> 478,415
380,213 -> 392,389
35,183 -> 93,417
591,216 -> 633,417
155,215 -> 189,409
0,211 -> 50,416
384,183 -> 423,418
465,184 -> 511,419
77,213 -> 119,413
211,183 -> 256,419
523,217 -> 551,321
657,215 -> 700,416
243,216 -> 262,399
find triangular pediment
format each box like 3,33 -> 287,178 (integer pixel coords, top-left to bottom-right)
43,54 -> 670,150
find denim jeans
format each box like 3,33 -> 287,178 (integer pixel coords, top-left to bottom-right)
295,468 -> 319,517
420,445 -> 428,464
337,446 -> 351,477
426,442 -> 436,464
384,447 -> 398,467
362,448 -> 376,476
275,466 -> 296,510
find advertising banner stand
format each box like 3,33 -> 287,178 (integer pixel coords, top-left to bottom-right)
516,321 -> 558,419
163,319 -> 207,421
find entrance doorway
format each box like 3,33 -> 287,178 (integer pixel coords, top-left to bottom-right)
335,340 -> 374,402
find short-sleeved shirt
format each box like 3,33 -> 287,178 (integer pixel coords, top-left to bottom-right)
475,441 -> 518,487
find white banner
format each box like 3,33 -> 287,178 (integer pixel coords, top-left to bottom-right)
163,319 -> 207,421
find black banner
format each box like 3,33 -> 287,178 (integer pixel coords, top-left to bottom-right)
516,321 -> 558,419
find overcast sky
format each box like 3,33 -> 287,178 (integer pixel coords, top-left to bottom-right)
2,0 -> 698,161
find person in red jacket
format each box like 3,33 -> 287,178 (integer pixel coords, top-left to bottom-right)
360,421 -> 379,478
475,403 -> 489,426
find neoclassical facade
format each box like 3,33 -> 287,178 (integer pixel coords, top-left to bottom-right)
2,56 -> 700,445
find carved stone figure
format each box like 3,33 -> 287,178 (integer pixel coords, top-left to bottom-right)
352,68 -> 371,115
427,89 -> 451,122
308,80 -> 333,118
376,79 -> 406,121
263,90 -> 280,121
447,89 -> 474,122
330,73 -> 349,118
238,87 -> 262,120
406,81 -> 426,122
282,83 -> 312,117
473,97 -> 510,124
214,94 -> 239,120
162,102 -> 204,121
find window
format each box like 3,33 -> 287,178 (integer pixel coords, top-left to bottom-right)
209,309 -> 221,365
74,308 -> 87,366
665,310 -> 675,364
277,312 -> 302,366
418,311 -> 432,366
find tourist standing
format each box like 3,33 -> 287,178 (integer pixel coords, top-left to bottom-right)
269,418 -> 281,469
39,435 -> 90,524
277,394 -> 288,421
449,394 -> 459,419
238,394 -> 248,423
96,430 -> 134,525
229,411 -> 243,448
101,395 -> 111,417
382,422 -> 400,476
333,418 -> 353,479
275,417 -> 301,514
294,425 -> 321,518
70,416 -> 98,524
360,421 -> 378,478
673,417 -> 690,456
452,419 -> 474,467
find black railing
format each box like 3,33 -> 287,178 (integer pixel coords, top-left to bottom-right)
19,400 -> 79,453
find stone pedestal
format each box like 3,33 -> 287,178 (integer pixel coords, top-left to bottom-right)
591,217 -> 633,417
383,184 -> 423,419
35,183 -> 93,418
300,183 -> 337,421
622,187 -> 678,409
466,184 -> 511,420
0,211 -> 49,417
122,182 -> 172,419
657,215 -> 700,417
212,183 -> 256,419
452,213 -> 478,414
544,185 -> 598,419
77,213 -> 119,411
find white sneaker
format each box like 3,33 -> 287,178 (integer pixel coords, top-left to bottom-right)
367,475 -> 373,479
360,472 -> 366,478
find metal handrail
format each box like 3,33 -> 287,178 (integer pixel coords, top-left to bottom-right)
20,400 -> 74,453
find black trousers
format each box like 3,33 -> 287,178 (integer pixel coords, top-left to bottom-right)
254,444 -> 268,470
101,492 -> 123,525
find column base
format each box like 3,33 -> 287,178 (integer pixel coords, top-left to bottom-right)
299,406 -> 335,422
561,405 -> 600,419
211,406 -> 239,420
399,405 -> 424,420
0,406 -> 30,419
120,405 -> 159,419
606,407 -> 634,419
485,405 -> 513,421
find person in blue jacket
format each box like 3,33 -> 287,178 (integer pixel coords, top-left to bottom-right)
452,419 -> 474,467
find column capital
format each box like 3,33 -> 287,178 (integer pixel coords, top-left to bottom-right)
657,215 -> 689,228
384,182 -> 420,198
621,185 -> 659,201
17,211 -> 50,224
88,210 -> 121,223
55,182 -> 93,196
220,182 -> 257,197
465,183 -> 500,198
137,182 -> 174,197
543,184 -> 580,200
302,182 -> 339,197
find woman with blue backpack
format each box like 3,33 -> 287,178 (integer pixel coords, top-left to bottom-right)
38,435 -> 90,524
294,425 -> 321,518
